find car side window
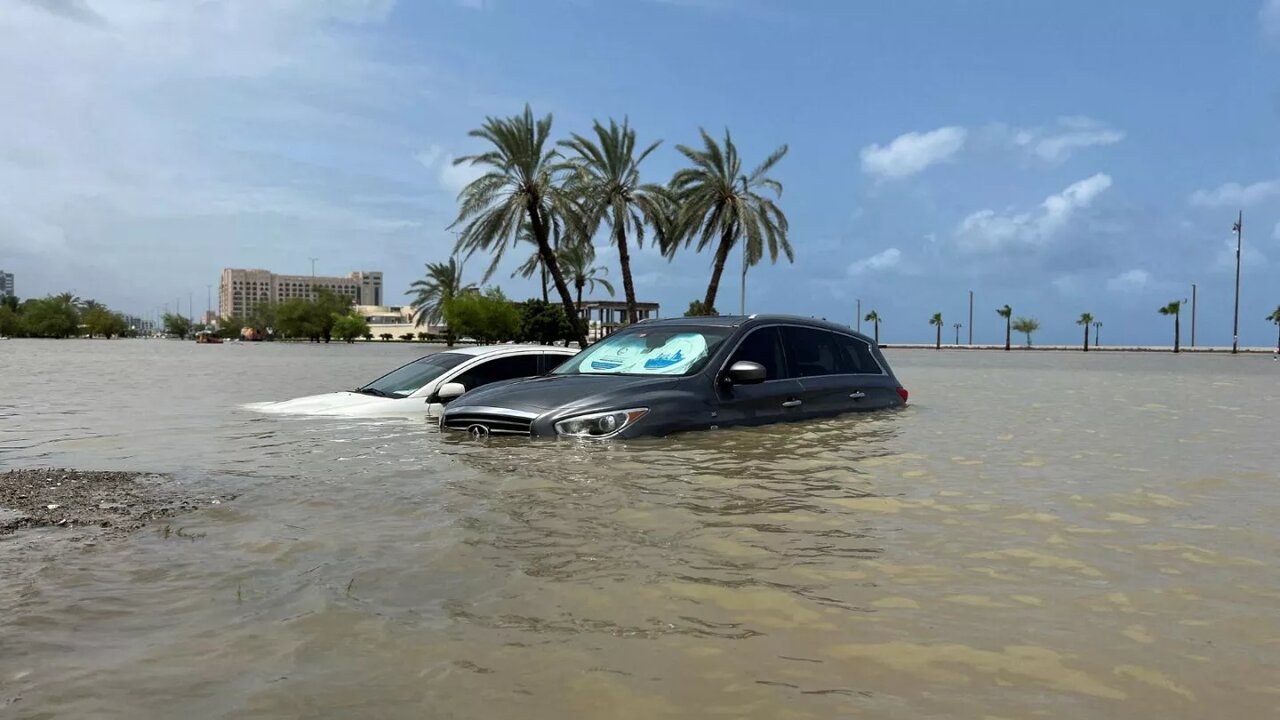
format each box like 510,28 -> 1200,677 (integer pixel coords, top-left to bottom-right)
727,327 -> 786,380
833,334 -> 883,374
452,354 -> 541,392
541,353 -> 570,374
782,326 -> 843,377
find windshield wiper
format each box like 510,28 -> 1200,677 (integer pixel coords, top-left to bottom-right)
354,387 -> 390,397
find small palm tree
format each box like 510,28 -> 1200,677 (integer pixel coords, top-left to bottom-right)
864,310 -> 881,345
1158,300 -> 1184,353
449,105 -> 588,346
1268,305 -> 1280,354
668,128 -> 791,313
558,242 -> 615,306
560,118 -> 669,324
1077,312 -> 1094,352
1011,317 -> 1039,347
1092,320 -> 1102,348
929,312 -> 943,350
510,221 -> 551,302
408,258 -> 472,341
997,304 -> 1012,351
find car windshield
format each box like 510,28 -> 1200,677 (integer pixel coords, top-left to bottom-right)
551,326 -> 733,377
359,353 -> 470,397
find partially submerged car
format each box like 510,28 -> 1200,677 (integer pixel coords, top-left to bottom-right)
440,315 -> 907,439
248,345 -> 577,418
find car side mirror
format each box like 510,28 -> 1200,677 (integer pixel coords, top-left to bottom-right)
435,382 -> 467,404
725,361 -> 767,385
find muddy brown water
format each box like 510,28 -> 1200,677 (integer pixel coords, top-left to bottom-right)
1,339 -> 1278,718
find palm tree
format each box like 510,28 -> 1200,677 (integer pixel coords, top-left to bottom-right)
997,304 -> 1012,351
1158,300 -> 1183,353
1011,317 -> 1039,347
510,221 -> 550,302
1092,320 -> 1102,348
1269,305 -> 1280,354
929,312 -> 943,350
408,258 -> 472,338
558,241 -> 615,306
1077,312 -> 1094,352
668,128 -> 791,313
864,310 -> 881,345
560,118 -> 669,324
449,105 -> 588,347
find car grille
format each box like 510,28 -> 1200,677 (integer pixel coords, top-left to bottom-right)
441,412 -> 534,436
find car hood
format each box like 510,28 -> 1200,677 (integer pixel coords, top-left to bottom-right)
245,391 -> 422,417
447,374 -> 681,416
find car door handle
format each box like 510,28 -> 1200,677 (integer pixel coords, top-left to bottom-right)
849,391 -> 866,400
782,399 -> 803,408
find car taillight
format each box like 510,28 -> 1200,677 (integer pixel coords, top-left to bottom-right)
896,387 -> 909,403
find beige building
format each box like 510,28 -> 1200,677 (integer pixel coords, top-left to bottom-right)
219,268 -> 383,318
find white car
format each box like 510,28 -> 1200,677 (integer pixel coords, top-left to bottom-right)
247,344 -> 578,418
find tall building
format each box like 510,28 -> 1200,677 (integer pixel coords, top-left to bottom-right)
218,268 -> 383,318
0,270 -> 13,298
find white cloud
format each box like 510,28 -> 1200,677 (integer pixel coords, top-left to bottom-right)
0,0 -> 442,308
1273,221 -> 1280,241
1188,179 -> 1280,207
415,147 -> 484,195
1263,0 -> 1280,37
1107,268 -> 1151,293
846,247 -> 901,275
1013,116 -> 1124,163
955,173 -> 1113,253
860,126 -> 967,180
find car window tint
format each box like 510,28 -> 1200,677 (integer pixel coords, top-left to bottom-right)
783,326 -> 843,377
452,354 -> 541,392
728,327 -> 786,380
833,334 -> 883,374
541,353 -> 571,374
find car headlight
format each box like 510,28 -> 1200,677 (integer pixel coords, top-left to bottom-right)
554,408 -> 649,439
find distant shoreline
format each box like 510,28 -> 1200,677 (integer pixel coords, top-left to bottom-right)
880,343 -> 1276,354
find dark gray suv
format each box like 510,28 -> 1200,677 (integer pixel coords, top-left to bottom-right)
440,315 -> 908,440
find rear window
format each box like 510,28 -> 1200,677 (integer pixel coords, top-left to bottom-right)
833,333 -> 884,374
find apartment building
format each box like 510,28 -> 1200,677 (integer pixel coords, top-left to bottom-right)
0,270 -> 14,298
219,268 -> 383,318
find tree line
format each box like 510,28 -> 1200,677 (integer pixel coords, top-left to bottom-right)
425,106 -> 792,348
861,301 -> 1280,352
0,293 -> 132,339
214,288 -> 371,343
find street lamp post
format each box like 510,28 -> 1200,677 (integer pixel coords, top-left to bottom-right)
968,290 -> 973,345
856,298 -> 862,333
1190,283 -> 1196,347
1231,212 -> 1242,354
953,322 -> 962,346
309,257 -> 318,277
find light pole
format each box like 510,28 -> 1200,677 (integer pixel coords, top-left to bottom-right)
309,257 -> 318,277
1190,283 -> 1196,347
953,322 -> 962,346
968,290 -> 973,345
1093,321 -> 1102,348
1231,212 -> 1242,354
856,298 -> 862,333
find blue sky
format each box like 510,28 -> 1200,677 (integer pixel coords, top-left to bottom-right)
2,0 -> 1278,345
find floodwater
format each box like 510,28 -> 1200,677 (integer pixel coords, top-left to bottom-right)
2,339 -> 1278,719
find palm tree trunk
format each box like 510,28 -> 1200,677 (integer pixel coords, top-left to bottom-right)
935,325 -> 941,350
540,263 -> 548,303
703,226 -> 735,312
576,279 -> 583,307
1174,313 -> 1180,353
529,202 -> 586,348
874,321 -> 879,345
1083,325 -> 1089,352
1005,318 -> 1011,351
616,225 -> 638,324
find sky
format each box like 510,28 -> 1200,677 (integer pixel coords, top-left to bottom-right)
1,0 -> 1278,346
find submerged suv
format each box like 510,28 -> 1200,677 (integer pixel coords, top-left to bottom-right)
440,315 -> 908,439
